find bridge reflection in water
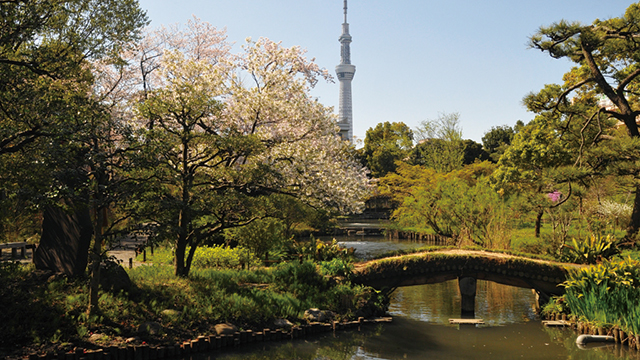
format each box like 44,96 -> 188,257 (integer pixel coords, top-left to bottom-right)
390,280 -> 538,325
353,250 -> 577,317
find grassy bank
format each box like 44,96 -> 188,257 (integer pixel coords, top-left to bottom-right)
0,246 -> 387,359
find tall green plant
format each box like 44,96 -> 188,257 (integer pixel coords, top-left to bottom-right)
563,258 -> 640,333
561,234 -> 618,264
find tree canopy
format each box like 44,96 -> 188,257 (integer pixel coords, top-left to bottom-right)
116,22 -> 372,276
0,0 -> 148,155
528,2 -> 640,238
362,121 -> 413,178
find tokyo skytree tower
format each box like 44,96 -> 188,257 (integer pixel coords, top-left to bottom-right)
336,0 -> 356,141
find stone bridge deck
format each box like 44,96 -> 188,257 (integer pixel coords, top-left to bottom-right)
352,249 -> 583,309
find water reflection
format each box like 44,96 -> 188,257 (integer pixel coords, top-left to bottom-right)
324,234 -> 428,260
195,230 -> 632,359
198,281 -> 636,360
389,280 -> 538,325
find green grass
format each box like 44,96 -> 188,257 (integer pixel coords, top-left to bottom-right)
370,244 -> 557,262
0,256 -> 386,357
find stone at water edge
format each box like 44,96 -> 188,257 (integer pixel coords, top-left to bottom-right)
274,319 -> 294,328
304,309 -> 334,323
215,323 -> 238,335
138,321 -> 163,335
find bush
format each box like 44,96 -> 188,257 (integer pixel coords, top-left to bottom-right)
137,244 -> 261,270
286,238 -> 354,262
191,245 -> 260,269
560,234 -> 619,264
319,258 -> 354,278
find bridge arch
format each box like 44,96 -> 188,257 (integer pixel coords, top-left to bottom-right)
352,250 -> 577,314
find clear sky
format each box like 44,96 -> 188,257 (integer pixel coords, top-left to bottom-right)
137,0 -> 635,145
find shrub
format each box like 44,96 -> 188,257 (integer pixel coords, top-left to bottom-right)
560,234 -> 618,264
191,245 -> 261,269
287,238 -> 354,262
319,258 -> 354,278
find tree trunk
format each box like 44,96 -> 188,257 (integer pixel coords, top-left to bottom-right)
626,184 -> 640,241
175,237 -> 188,277
88,207 -> 104,315
534,210 -> 543,238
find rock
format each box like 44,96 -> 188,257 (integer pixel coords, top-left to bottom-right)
34,203 -> 93,277
138,321 -> 163,335
274,318 -> 294,328
161,309 -> 182,319
88,333 -> 106,343
304,309 -> 334,323
99,263 -> 132,293
215,323 -> 238,335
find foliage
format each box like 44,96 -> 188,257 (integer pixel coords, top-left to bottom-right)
1,258 -> 387,355
492,115 -> 578,238
0,0 -> 148,154
541,296 -> 568,318
560,234 -> 619,264
410,112 -> 464,173
319,258 -> 355,278
119,21 -> 371,277
225,218 -> 287,260
380,161 -> 510,248
481,124 -> 518,163
138,245 -> 260,270
285,238 -> 355,263
528,3 -> 640,237
461,139 -> 489,165
362,121 -> 413,177
563,257 -> 640,334
191,245 -> 261,269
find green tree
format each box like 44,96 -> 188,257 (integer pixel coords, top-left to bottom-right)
410,112 -> 465,172
362,122 -> 413,178
0,0 -> 148,155
380,161 -> 507,248
529,2 -> 640,238
461,139 -> 489,165
482,124 -> 518,162
1,0 -> 148,313
492,114 -> 576,238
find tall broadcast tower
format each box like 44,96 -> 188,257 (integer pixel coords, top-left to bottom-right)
336,0 -> 355,141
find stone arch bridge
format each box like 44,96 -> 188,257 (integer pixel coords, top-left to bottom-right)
351,249 -> 582,315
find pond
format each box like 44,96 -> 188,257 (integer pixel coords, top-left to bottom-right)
190,232 -> 634,359
194,280 -> 634,359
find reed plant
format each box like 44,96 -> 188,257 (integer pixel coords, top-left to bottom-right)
563,257 -> 640,335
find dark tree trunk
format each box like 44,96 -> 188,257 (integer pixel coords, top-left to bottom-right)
534,210 -> 543,238
88,207 -> 104,315
626,184 -> 640,241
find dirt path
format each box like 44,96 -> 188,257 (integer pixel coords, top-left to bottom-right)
107,235 -> 147,268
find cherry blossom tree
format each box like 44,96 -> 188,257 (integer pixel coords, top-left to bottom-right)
116,19 -> 370,276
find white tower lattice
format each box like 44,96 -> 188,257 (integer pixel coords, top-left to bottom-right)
336,0 -> 355,141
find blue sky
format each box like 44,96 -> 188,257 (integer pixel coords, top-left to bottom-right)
137,0 -> 635,145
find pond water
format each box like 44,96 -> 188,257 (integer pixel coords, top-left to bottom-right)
328,234 -> 428,260
191,233 -> 635,359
